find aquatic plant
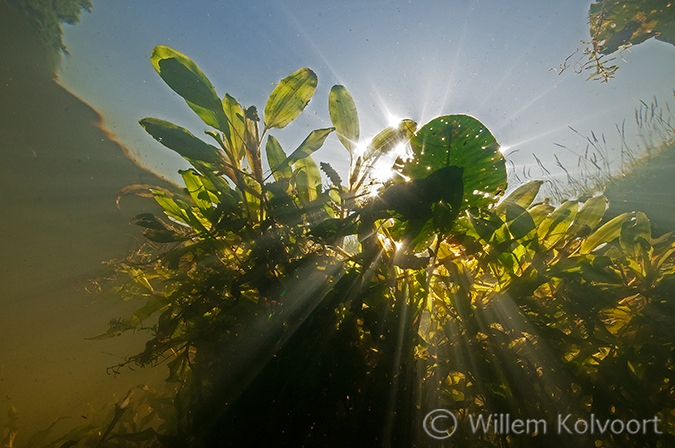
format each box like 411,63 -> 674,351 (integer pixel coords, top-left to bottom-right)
20,45 -> 675,447
526,93 -> 675,236
554,0 -> 675,82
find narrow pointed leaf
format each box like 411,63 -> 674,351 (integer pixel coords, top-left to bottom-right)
140,117 -> 222,165
242,106 -> 264,184
179,169 -> 217,213
222,93 -> 246,161
567,195 -> 608,237
185,100 -> 230,134
294,156 -> 322,203
528,203 -> 555,226
275,128 -> 334,173
496,180 -> 543,215
266,135 -> 292,180
580,212 -> 634,254
264,67 -> 318,129
116,184 -> 172,208
620,211 -> 652,255
538,200 -> 578,249
329,85 -> 360,153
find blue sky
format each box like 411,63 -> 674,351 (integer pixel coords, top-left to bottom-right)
58,0 -> 675,188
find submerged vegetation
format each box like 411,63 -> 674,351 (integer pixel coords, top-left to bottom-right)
8,42 -> 675,446
6,0 -> 92,56
554,0 -> 675,82
533,92 -> 675,237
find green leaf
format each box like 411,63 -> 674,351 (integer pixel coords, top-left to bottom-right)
275,128 -> 334,173
222,93 -> 246,161
495,180 -> 543,215
329,85 -> 360,153
403,115 -> 506,210
266,135 -> 292,180
469,209 -> 505,243
620,211 -> 652,256
365,120 -> 416,164
507,206 -> 537,241
567,195 -> 608,238
150,46 -> 227,130
185,100 -> 230,133
264,67 -> 318,130
151,189 -> 209,233
151,190 -> 190,226
132,213 -> 188,242
129,296 -> 166,327
294,156 -> 322,203
143,229 -> 189,243
527,203 -> 555,226
538,200 -> 578,249
179,169 -> 217,213
654,236 -> 675,270
580,212 -> 634,254
243,106 -> 263,182
132,213 -> 169,231
139,117 -> 223,165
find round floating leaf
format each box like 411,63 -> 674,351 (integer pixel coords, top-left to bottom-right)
402,114 -> 506,209
329,85 -> 360,153
264,68 -> 318,130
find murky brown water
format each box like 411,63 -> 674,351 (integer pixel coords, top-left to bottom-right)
0,2 -> 170,442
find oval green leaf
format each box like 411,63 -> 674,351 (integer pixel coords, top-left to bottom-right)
264,67 -> 318,130
402,115 -> 506,210
329,85 -> 360,153
150,45 -> 221,111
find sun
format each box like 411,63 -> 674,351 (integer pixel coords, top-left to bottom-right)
370,141 -> 410,183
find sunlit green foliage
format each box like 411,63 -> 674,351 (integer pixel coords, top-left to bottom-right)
421,184 -> 675,447
22,45 -> 675,447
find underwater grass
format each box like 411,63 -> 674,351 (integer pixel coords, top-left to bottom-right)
528,93 -> 675,211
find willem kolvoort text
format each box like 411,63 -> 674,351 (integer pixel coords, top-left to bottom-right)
467,413 -> 662,436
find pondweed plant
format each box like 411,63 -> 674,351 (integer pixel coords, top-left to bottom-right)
18,46 -> 675,447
